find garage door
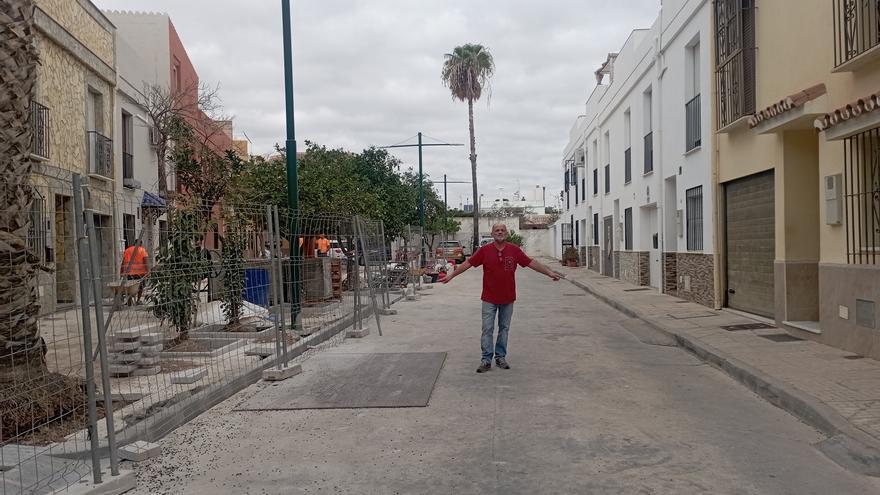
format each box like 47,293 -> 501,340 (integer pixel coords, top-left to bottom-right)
725,170 -> 775,318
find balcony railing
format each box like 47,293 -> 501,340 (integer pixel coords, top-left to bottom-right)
686,94 -> 702,152
834,0 -> 880,67
643,132 -> 654,174
30,101 -> 49,159
624,147 -> 632,184
87,131 -> 113,178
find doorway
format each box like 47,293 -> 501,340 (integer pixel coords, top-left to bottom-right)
603,215 -> 614,277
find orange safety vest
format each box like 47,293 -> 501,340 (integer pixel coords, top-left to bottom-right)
121,246 -> 149,276
316,237 -> 330,253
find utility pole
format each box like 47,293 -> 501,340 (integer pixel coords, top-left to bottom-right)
281,0 -> 300,328
381,133 -> 462,266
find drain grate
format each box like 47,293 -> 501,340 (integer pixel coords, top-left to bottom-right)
623,288 -> 652,292
759,333 -> 804,343
721,323 -> 777,332
844,355 -> 865,360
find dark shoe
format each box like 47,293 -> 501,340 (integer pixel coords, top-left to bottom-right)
476,362 -> 491,373
495,358 -> 510,369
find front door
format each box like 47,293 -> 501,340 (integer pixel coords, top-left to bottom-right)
647,207 -> 660,288
603,215 -> 614,277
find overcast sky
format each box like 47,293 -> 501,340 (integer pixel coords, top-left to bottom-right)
94,0 -> 660,209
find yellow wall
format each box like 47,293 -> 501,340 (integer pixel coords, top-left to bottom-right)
35,0 -> 114,67
716,0 -> 880,264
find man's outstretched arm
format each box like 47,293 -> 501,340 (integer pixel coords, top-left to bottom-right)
528,259 -> 564,281
442,260 -> 472,284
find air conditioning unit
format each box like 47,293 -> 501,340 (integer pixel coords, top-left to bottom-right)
149,126 -> 162,146
825,174 -> 842,225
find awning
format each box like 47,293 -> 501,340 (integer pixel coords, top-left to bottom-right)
748,84 -> 827,133
142,191 -> 166,208
814,91 -> 880,140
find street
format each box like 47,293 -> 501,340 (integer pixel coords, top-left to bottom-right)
130,269 -> 880,494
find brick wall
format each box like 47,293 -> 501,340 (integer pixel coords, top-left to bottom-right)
588,246 -> 600,273
613,251 -> 620,279
664,252 -> 678,293
638,251 -> 650,286
668,253 -> 714,307
618,251 -> 650,286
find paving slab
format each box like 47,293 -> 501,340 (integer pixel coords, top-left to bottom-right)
119,441 -> 161,462
170,368 -> 207,384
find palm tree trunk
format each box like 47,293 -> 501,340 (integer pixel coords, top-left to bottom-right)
0,0 -> 46,372
468,97 -> 479,253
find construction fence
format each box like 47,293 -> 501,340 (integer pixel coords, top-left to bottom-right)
0,174 -> 418,494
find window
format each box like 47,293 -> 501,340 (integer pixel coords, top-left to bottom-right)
172,57 -> 182,91
624,109 -> 632,183
573,165 -> 578,206
122,111 -> 134,182
593,213 -> 599,246
644,89 -> 654,174
123,214 -> 136,248
843,127 -> 880,264
686,40 -> 701,152
593,169 -> 598,195
715,0 -> 756,128
604,164 -> 610,194
581,177 -> 585,201
30,101 -> 50,159
575,219 -> 580,246
686,186 -> 704,251
624,208 -> 633,250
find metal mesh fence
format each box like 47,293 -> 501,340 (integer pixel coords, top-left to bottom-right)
1,174 -> 391,493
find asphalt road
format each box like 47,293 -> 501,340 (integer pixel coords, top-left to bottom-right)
129,268 -> 880,494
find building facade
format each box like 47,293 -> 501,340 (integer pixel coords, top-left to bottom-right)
714,0 -> 880,357
556,0 -> 714,306
30,0 -> 117,312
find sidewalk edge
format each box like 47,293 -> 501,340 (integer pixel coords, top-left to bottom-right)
566,276 -> 880,476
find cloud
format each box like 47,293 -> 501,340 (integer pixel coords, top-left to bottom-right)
94,0 -> 660,207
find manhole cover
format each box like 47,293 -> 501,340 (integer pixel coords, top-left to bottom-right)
623,288 -> 651,292
721,323 -> 776,331
759,333 -> 804,343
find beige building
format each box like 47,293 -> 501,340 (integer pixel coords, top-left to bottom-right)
713,0 -> 880,357
29,0 -> 117,311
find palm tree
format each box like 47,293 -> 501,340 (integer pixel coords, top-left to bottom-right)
441,43 -> 495,252
0,0 -> 45,374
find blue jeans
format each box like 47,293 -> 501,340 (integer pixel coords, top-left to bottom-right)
481,302 -> 514,363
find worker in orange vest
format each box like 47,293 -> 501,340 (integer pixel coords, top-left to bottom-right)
316,233 -> 331,257
121,243 -> 149,303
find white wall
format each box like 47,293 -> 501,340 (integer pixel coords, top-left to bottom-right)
519,229 -> 554,258
104,11 -> 170,89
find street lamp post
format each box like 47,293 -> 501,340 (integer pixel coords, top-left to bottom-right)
281,0 -> 300,328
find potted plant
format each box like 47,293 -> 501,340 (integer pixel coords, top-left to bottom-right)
563,246 -> 579,267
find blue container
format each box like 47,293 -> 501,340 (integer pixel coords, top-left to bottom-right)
243,268 -> 270,307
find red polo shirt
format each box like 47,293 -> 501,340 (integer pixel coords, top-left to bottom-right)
468,242 -> 533,304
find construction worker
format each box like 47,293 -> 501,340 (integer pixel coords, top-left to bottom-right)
316,233 -> 331,257
121,243 -> 149,304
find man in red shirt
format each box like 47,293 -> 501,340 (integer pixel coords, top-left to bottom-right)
442,223 -> 563,373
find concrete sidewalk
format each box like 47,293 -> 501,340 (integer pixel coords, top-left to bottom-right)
548,259 -> 880,475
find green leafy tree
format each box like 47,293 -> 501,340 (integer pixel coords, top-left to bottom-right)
220,213 -> 246,328
507,229 -> 524,247
150,204 -> 209,340
441,43 -> 495,253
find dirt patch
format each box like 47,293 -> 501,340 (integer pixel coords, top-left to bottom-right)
165,339 -> 230,353
159,360 -> 199,373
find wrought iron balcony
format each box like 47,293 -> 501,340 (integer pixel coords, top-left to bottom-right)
30,101 -> 49,159
87,130 -> 113,178
714,0 -> 756,128
686,94 -> 702,152
834,0 -> 880,68
624,147 -> 632,184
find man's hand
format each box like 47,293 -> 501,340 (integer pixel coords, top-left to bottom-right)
549,272 -> 563,281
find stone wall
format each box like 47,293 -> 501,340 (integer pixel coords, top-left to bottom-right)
588,246 -> 600,273
667,252 -> 714,307
618,251 -> 650,286
664,252 -> 678,293
613,251 -> 620,279
36,0 -> 115,66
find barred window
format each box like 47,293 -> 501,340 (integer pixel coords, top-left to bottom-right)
593,213 -> 599,246
27,194 -> 46,262
624,208 -> 633,250
844,127 -> 880,264
686,186 -> 704,251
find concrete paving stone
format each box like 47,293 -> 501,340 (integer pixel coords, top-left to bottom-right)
119,441 -> 161,462
139,344 -> 163,356
108,341 -> 141,353
139,333 -> 163,345
261,364 -> 302,381
346,326 -> 370,339
109,352 -> 142,364
107,364 -> 138,376
111,327 -> 147,340
138,356 -> 160,366
170,368 -> 207,384
132,366 -> 162,376
244,344 -> 275,357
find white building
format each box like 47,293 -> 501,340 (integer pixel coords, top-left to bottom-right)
555,0 -> 714,307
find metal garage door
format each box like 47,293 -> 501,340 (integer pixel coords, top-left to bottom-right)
725,170 -> 775,318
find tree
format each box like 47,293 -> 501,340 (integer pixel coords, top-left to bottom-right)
220,213 -> 246,329
507,230 -> 524,247
441,43 -> 495,254
140,81 -> 223,198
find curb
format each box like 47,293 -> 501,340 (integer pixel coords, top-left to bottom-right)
566,276 -> 880,477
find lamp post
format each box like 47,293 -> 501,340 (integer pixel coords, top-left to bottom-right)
281,0 -> 300,327
381,133 -> 462,266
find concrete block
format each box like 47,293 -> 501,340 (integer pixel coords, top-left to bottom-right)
132,366 -> 161,376
118,441 -> 161,462
139,332 -> 163,345
139,344 -> 163,356
111,328 -> 146,341
378,308 -> 398,315
421,284 -> 434,290
262,364 -> 302,381
108,352 -> 142,364
138,356 -> 160,366
346,326 -> 370,338
245,345 -> 276,357
107,364 -> 138,376
108,341 -> 141,353
170,368 -> 207,384
111,392 -> 144,402
61,469 -> 136,495
405,293 -> 421,301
